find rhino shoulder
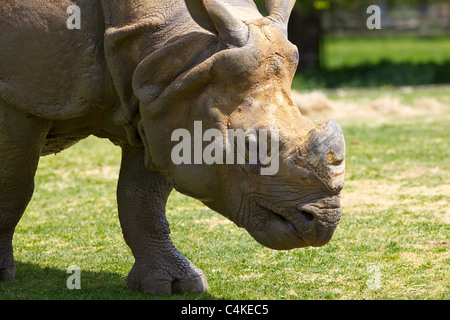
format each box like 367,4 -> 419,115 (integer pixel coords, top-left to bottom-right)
0,0 -> 114,120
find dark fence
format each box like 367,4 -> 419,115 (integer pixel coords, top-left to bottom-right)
322,1 -> 450,36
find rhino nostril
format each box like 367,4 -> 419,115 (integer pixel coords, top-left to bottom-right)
299,210 -> 314,222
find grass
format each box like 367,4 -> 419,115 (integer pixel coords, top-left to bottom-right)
293,35 -> 450,89
324,35 -> 450,69
0,86 -> 448,300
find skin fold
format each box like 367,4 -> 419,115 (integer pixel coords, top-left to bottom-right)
0,0 -> 345,294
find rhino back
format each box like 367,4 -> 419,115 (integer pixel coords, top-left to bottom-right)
0,0 -> 116,120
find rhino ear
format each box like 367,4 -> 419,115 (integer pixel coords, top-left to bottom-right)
185,0 -> 249,47
265,0 -> 296,36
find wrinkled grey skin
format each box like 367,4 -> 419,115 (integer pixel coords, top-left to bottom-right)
0,0 -> 345,294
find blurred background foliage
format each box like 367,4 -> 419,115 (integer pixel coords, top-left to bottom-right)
254,0 -> 450,89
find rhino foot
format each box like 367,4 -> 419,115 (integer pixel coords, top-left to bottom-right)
127,261 -> 208,295
126,245 -> 208,295
0,266 -> 15,281
0,243 -> 15,281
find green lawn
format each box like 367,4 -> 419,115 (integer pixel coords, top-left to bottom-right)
324,35 -> 450,69
0,87 -> 448,300
293,35 -> 450,89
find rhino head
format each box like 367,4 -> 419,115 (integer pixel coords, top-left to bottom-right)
133,0 -> 345,250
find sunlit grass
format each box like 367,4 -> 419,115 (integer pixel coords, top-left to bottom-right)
324,35 -> 450,68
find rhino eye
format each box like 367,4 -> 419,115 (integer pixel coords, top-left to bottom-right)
243,130 -> 277,167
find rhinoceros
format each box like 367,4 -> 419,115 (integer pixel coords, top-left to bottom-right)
0,0 -> 345,294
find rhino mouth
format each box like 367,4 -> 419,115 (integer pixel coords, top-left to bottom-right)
248,201 -> 340,250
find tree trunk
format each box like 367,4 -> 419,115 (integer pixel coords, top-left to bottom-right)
288,7 -> 324,72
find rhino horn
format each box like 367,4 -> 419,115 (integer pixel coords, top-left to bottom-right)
302,119 -> 345,192
185,0 -> 249,47
265,0 -> 296,36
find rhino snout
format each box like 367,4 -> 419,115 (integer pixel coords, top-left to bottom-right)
294,203 -> 342,247
245,197 -> 342,250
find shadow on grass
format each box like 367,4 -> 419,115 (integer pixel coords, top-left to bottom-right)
0,262 -> 216,300
293,60 -> 450,89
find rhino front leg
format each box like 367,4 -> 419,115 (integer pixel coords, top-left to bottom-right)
117,146 -> 208,295
0,104 -> 50,281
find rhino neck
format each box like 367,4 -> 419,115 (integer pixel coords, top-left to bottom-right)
101,0 -> 217,147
